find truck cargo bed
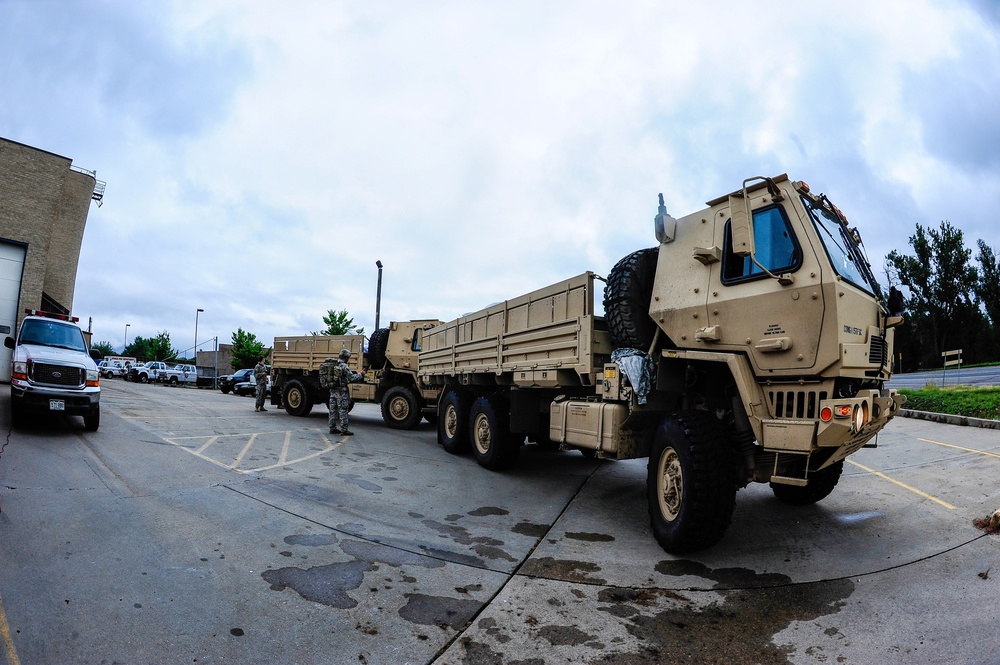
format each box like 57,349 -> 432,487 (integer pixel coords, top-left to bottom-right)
419,272 -> 612,388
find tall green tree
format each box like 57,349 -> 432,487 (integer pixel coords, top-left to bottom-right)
886,221 -> 984,368
976,240 -> 1000,328
311,309 -> 364,337
91,340 -> 115,357
124,331 -> 176,361
231,328 -> 269,370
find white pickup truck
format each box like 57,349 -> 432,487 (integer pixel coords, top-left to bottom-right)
129,361 -> 169,383
4,309 -> 102,430
159,363 -> 198,386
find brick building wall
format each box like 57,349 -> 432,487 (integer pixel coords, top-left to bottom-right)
0,137 -> 96,325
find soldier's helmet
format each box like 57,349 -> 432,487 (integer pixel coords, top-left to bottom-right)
339,348 -> 351,359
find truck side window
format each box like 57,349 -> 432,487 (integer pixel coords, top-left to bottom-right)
412,330 -> 422,352
722,205 -> 800,284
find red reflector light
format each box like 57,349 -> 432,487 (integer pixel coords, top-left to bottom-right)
821,407 -> 833,422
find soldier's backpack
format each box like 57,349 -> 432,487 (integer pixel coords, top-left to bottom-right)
318,359 -> 337,389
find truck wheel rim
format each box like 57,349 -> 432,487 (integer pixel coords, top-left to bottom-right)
657,447 -> 683,522
287,390 -> 301,408
389,396 -> 409,421
473,413 -> 491,455
444,404 -> 458,439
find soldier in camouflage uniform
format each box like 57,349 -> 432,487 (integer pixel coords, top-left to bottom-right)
328,348 -> 363,435
253,357 -> 269,412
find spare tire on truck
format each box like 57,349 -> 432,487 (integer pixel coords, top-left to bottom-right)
368,327 -> 390,369
603,247 -> 660,350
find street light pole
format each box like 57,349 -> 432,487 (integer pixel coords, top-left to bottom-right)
375,260 -> 383,331
124,323 -> 130,352
195,308 -> 204,364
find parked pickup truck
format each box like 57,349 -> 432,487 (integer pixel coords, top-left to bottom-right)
159,363 -> 198,386
4,309 -> 102,430
97,360 -> 125,378
128,361 -> 169,383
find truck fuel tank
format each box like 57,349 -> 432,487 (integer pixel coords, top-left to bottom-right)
549,397 -> 643,459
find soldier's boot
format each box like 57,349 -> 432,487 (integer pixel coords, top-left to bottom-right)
341,430 -> 354,436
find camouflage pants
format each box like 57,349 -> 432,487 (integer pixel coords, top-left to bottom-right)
255,381 -> 267,410
328,388 -> 350,432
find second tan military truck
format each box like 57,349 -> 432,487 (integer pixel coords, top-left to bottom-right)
270,319 -> 443,429
419,174 -> 905,553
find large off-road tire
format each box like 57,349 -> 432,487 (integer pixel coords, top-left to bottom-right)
438,389 -> 471,454
771,461 -> 844,505
470,394 -> 519,471
84,405 -> 100,432
381,385 -> 422,430
604,247 -> 660,350
282,379 -> 313,417
368,327 -> 391,369
647,410 -> 739,553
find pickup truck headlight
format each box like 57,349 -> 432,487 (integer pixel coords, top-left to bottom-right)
12,361 -> 28,380
86,369 -> 100,387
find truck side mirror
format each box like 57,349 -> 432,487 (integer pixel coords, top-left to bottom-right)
729,194 -> 754,257
4,337 -> 13,349
654,193 -> 676,244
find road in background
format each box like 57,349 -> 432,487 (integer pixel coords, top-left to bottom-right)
0,379 -> 997,664
888,365 -> 1000,389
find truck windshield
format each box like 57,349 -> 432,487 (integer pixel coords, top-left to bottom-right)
802,197 -> 880,297
19,319 -> 88,352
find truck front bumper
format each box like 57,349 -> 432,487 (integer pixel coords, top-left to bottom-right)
10,381 -> 100,416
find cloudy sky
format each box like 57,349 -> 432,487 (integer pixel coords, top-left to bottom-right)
2,0 -> 999,358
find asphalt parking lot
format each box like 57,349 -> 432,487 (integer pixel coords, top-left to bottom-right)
1,379 -> 998,664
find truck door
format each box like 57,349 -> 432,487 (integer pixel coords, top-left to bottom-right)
706,198 -> 825,372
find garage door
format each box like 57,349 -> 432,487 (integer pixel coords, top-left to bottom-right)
0,241 -> 26,382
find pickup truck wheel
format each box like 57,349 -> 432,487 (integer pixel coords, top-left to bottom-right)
283,379 -> 313,416
438,389 -> 471,454
84,405 -> 100,432
382,385 -> 422,430
770,461 -> 844,505
368,327 -> 391,369
169,376 -> 179,386
604,247 -> 660,350
470,395 -> 519,471
220,385 -> 231,394
647,410 -> 738,553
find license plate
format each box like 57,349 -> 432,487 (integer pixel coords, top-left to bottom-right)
49,399 -> 65,411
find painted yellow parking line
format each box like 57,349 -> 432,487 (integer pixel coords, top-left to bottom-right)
162,429 -> 347,474
919,438 -> 1000,460
278,431 -> 292,466
0,590 -> 21,665
231,433 -> 259,469
846,459 -> 957,510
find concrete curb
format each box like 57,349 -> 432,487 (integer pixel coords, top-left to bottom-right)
899,409 -> 1000,430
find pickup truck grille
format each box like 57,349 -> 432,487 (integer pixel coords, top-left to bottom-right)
31,363 -> 84,387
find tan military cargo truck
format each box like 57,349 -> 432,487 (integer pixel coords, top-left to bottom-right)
419,174 -> 906,553
271,319 -> 443,429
